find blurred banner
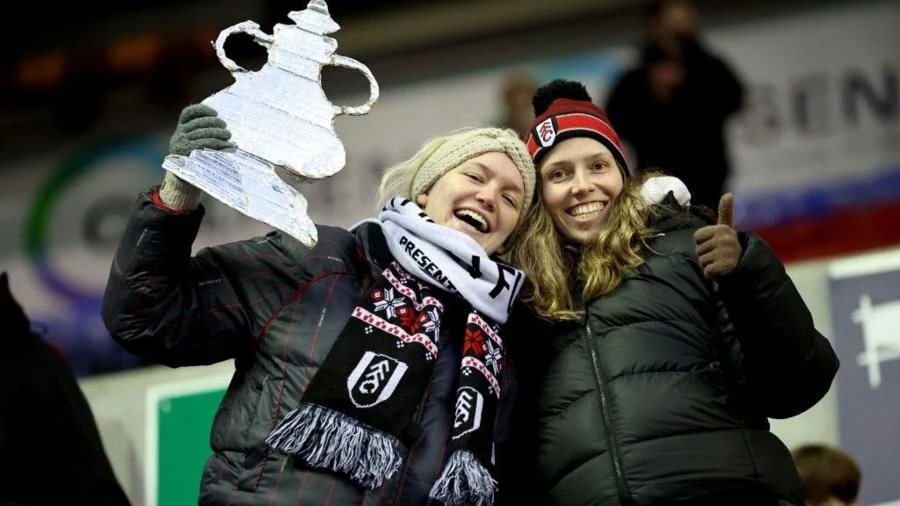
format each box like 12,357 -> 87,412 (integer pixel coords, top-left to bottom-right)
828,249 -> 900,506
0,137 -> 271,377
2,0 -> 898,377
332,0 -> 900,262
720,0 -> 900,262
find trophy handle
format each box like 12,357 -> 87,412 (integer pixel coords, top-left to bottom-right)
329,54 -> 380,116
214,21 -> 275,73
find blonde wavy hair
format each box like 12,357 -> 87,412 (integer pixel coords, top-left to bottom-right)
375,134 -> 446,210
510,171 -> 659,320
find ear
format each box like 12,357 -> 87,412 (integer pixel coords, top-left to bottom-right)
415,193 -> 428,207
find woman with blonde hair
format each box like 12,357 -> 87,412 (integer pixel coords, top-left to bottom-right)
103,103 -> 536,505
499,80 -> 839,505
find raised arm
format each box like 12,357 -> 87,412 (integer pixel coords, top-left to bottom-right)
102,105 -> 257,367
695,194 -> 838,418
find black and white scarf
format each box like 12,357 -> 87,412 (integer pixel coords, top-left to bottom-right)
266,197 -> 524,505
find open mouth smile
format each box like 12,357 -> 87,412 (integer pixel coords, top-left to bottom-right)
454,209 -> 490,233
566,201 -> 606,221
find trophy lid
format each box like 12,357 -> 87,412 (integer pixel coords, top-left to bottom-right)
287,0 -> 340,35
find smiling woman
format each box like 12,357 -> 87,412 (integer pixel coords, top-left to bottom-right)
539,137 -> 625,246
501,79 -> 839,506
101,103 -> 536,506
377,126 -> 535,256
414,152 -> 525,255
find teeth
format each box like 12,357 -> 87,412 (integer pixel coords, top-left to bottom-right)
455,209 -> 488,232
568,202 -> 605,216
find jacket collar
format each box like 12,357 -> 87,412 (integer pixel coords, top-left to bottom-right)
354,221 -> 394,278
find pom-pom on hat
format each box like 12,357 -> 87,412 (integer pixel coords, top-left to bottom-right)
524,79 -> 629,177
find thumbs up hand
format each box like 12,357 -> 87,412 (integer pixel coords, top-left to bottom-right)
694,193 -> 742,278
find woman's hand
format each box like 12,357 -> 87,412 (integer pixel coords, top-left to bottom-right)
694,193 -> 741,278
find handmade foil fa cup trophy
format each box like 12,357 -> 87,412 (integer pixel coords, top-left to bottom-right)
162,0 -> 379,247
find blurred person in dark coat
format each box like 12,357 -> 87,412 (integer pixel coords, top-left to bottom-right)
0,272 -> 130,506
605,0 -> 744,211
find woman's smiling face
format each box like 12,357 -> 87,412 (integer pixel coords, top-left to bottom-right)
539,137 -> 625,245
416,151 -> 526,254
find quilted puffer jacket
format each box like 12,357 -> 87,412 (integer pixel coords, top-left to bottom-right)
102,189 -> 517,505
499,206 -> 838,506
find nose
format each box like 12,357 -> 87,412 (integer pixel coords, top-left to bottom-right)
475,188 -> 497,211
570,169 -> 593,196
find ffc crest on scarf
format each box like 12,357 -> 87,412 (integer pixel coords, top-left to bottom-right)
266,198 -> 524,505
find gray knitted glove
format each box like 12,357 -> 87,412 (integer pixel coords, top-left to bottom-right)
168,104 -> 234,156
160,104 -> 235,210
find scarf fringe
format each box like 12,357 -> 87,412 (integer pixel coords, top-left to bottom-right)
265,403 -> 402,489
429,450 -> 496,506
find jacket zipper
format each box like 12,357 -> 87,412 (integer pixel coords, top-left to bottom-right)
585,318 -> 632,504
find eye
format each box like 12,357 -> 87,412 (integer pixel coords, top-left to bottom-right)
466,172 -> 484,182
545,169 -> 567,183
592,160 -> 610,171
502,194 -> 519,209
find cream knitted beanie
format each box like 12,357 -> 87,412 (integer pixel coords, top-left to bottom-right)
410,127 -> 535,209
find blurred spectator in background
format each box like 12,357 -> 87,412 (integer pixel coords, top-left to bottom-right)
496,71 -> 538,138
605,0 -> 744,211
0,272 -> 130,506
793,444 -> 862,506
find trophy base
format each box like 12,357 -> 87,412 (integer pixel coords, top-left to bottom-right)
162,148 -> 318,247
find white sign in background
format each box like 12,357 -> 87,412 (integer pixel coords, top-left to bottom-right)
829,248 -> 900,506
722,1 -> 900,193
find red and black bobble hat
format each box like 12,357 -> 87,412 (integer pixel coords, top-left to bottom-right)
524,79 -> 629,178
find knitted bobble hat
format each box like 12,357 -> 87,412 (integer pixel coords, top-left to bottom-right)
524,79 -> 629,177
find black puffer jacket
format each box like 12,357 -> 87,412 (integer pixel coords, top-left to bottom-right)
102,190 -> 516,505
502,206 -> 838,506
